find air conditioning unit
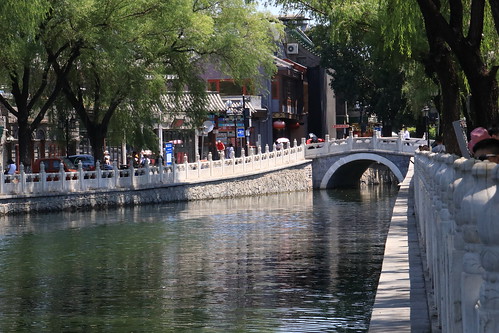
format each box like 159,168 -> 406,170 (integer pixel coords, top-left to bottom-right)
287,43 -> 299,54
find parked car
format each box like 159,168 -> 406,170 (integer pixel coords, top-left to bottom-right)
32,157 -> 78,173
68,154 -> 95,171
67,154 -> 114,170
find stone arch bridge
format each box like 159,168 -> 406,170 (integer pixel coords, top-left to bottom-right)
305,135 -> 424,188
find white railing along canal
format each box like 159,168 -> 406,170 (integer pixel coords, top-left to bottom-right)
305,134 -> 424,158
0,140 -> 305,196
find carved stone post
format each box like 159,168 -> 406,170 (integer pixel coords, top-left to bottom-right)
434,154 -> 457,330
459,162 -> 494,331
477,164 -> 499,332
449,157 -> 475,332
439,154 -> 460,332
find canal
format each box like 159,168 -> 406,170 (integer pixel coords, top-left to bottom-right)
0,185 -> 398,332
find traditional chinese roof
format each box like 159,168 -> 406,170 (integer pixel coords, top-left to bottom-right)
273,56 -> 294,69
152,91 -> 226,129
157,91 -> 226,113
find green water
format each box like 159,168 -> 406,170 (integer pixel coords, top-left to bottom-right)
0,186 -> 398,332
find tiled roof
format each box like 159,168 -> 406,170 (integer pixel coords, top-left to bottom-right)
157,91 -> 226,113
290,28 -> 314,48
273,56 -> 294,69
153,92 -> 263,128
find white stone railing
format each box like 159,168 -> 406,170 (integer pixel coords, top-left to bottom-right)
0,140 -> 306,196
305,134 -> 425,158
413,151 -> 499,333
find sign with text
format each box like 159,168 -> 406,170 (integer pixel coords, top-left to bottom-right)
164,142 -> 173,166
332,124 -> 350,129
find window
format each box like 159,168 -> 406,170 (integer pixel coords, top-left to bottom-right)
207,79 -> 255,95
271,79 -> 279,100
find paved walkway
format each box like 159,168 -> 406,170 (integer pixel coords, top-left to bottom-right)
369,161 -> 439,332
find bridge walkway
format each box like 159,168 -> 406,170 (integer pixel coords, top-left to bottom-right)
369,160 -> 439,332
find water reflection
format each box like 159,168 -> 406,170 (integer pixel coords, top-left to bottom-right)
0,186 -> 397,332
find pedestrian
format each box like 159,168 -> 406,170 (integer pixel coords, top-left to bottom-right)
487,125 -> 498,139
307,133 -> 319,144
133,152 -> 141,167
216,140 -> 225,159
275,140 -> 283,150
156,153 -> 164,166
226,143 -> 234,159
472,138 -> 499,163
140,154 -> 150,167
104,150 -> 111,166
431,136 -> 446,153
467,127 -> 490,153
402,126 -> 410,140
4,158 -> 16,175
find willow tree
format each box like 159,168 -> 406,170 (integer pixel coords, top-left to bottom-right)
50,0 -> 282,163
379,1 -> 463,153
0,0 -> 80,167
306,3 -> 413,137
413,0 -> 499,128
274,0 -> 498,141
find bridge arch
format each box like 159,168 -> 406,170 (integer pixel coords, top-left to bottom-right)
319,153 -> 405,189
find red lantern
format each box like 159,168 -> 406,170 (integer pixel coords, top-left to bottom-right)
273,120 -> 286,129
289,122 -> 300,129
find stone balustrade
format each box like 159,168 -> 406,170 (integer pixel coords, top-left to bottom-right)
413,151 -> 499,333
0,139 -> 305,196
305,134 -> 424,158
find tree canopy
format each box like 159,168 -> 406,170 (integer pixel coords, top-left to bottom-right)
0,0 -> 282,165
273,0 -> 498,154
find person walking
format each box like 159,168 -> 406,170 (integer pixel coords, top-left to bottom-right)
402,126 -> 410,140
472,138 -> 499,163
431,136 -> 446,153
5,159 -> 16,175
226,143 -> 234,159
216,140 -> 225,159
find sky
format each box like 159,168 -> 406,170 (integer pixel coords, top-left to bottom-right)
257,2 -> 284,16
256,2 -> 315,26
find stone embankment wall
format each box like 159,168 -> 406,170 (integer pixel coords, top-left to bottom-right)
361,164 -> 399,185
0,162 -> 312,215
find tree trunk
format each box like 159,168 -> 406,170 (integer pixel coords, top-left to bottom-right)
440,1 -> 498,128
17,122 -> 33,170
434,54 -> 462,155
450,33 -> 499,127
467,70 -> 499,128
87,123 -> 107,166
417,0 -> 499,134
419,7 -> 462,155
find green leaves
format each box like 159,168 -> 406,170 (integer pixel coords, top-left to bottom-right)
0,0 -> 283,161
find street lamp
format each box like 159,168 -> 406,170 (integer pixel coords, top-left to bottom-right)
422,105 -> 430,147
225,99 -> 238,156
242,95 -> 249,154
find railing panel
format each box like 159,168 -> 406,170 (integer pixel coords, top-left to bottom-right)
0,142 -> 306,196
413,152 -> 499,333
304,135 -> 423,158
